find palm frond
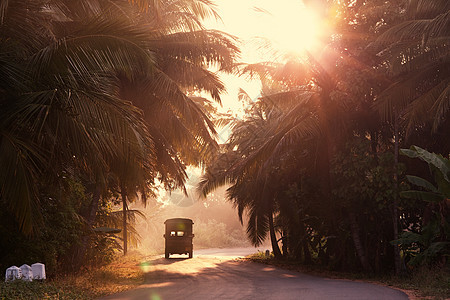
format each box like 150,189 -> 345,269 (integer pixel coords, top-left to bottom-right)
378,39 -> 449,76
0,131 -> 43,234
131,0 -> 221,32
30,19 -> 156,82
409,0 -> 450,20
197,152 -> 240,197
231,95 -> 319,176
373,62 -> 444,121
430,80 -> 450,131
155,30 -> 239,69
246,202 -> 269,246
370,10 -> 450,51
403,78 -> 450,134
97,208 -> 145,247
0,0 -> 8,24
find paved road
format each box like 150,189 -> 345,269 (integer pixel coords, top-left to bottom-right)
101,248 -> 409,300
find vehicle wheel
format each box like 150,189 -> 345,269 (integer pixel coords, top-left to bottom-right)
165,252 -> 169,259
188,251 -> 193,258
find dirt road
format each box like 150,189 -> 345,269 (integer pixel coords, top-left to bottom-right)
101,248 -> 409,300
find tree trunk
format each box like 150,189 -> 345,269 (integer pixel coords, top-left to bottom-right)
375,231 -> 381,273
281,232 -> 288,258
303,239 -> 312,264
348,211 -> 372,272
86,185 -> 102,226
370,131 -> 379,163
268,211 -> 282,258
72,184 -> 102,271
393,114 -> 401,275
121,182 -> 128,256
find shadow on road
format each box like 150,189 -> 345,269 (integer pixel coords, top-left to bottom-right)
102,256 -> 409,300
140,257 -> 190,267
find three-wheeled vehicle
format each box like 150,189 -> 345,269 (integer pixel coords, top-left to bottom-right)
164,218 -> 194,258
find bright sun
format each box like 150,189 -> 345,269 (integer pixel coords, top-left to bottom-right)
203,0 -> 327,114
257,1 -> 324,56
206,0 -> 326,62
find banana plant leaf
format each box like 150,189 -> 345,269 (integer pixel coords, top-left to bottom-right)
400,190 -> 445,203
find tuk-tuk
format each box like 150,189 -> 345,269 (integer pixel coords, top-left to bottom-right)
164,218 -> 194,258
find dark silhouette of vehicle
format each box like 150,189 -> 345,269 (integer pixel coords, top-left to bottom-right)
164,218 -> 194,258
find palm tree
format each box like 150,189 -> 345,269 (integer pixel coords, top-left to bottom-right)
198,75 -> 322,257
371,0 -> 450,143
0,4 -> 164,273
112,1 -> 238,254
0,0 -> 150,234
0,0 -> 239,244
367,0 -> 449,273
200,40 -> 381,268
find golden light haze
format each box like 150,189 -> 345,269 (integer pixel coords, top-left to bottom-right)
207,0 -> 325,60
204,0 -> 326,115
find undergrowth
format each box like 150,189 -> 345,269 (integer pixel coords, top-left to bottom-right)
246,252 -> 450,300
0,252 -> 146,300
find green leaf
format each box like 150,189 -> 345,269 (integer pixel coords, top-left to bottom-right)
391,231 -> 422,245
406,146 -> 450,181
400,148 -> 418,158
406,175 -> 437,192
400,190 -> 444,203
433,168 -> 450,197
420,241 -> 450,261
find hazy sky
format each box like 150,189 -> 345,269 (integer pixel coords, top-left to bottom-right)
205,0 -> 320,59
202,0 -> 320,113
200,0 -> 322,144
155,1 -> 321,207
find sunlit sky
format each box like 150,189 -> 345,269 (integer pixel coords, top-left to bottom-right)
205,0 -> 322,61
162,0 -> 326,200
202,0 -> 324,142
157,0 -> 326,201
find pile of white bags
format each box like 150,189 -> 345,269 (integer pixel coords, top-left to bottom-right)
31,263 -> 46,280
4,266 -> 21,282
5,263 -> 46,282
20,264 -> 32,281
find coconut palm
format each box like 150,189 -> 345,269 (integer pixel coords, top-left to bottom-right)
0,0 -> 239,243
198,74 -> 322,257
365,0 -> 450,273
371,0 -> 450,143
199,44 -> 383,269
0,0 -> 153,234
111,1 -> 238,254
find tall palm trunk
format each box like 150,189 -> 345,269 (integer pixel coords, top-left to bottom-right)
120,181 -> 128,256
73,184 -> 102,271
348,210 -> 372,272
87,184 -> 102,227
303,239 -> 312,264
268,211 -> 282,258
393,113 -> 401,275
317,100 -> 333,196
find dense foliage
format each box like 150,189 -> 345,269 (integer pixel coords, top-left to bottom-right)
0,0 -> 238,274
0,0 -> 448,279
199,0 -> 449,274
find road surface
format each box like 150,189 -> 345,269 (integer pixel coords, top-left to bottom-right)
101,247 -> 409,300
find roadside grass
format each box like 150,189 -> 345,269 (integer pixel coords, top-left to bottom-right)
376,266 -> 450,300
2,250 -> 447,299
0,251 -> 147,300
246,252 -> 450,300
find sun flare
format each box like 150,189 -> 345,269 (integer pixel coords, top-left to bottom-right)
203,0 -> 328,114
256,1 -> 324,56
